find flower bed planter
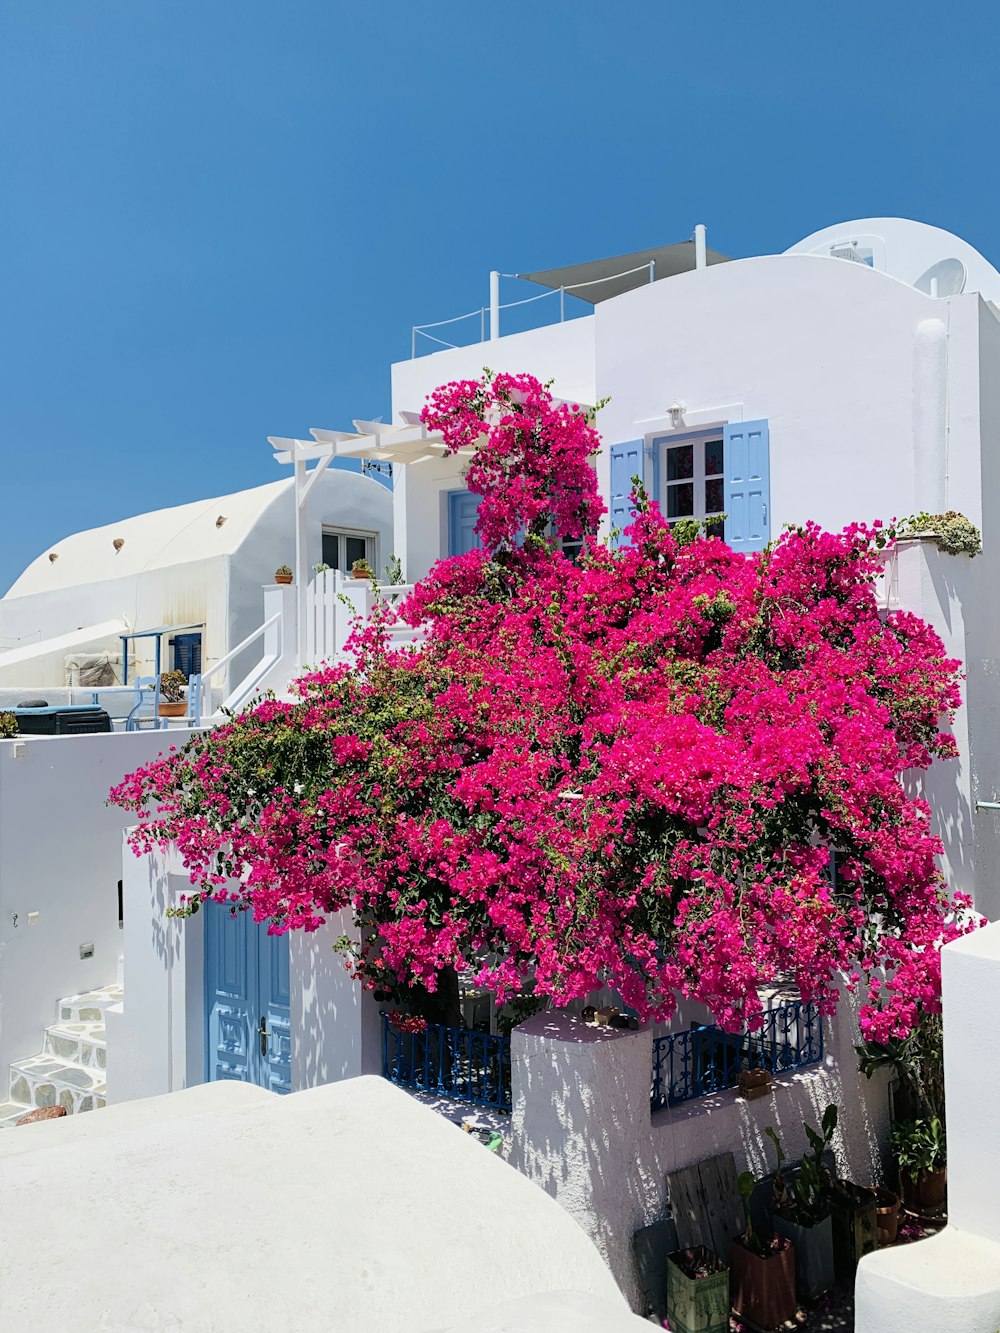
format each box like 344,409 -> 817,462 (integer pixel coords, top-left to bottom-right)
665,1246 -> 729,1333
772,1212 -> 834,1301
730,1236 -> 796,1330
829,1182 -> 878,1276
874,1188 -> 902,1246
157,700 -> 187,718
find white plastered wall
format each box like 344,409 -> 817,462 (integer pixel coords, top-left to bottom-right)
0,729 -> 194,1080
510,991 -> 889,1314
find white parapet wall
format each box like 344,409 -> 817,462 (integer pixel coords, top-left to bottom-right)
509,987 -> 889,1312
855,920 -> 1000,1332
0,728 -> 198,1079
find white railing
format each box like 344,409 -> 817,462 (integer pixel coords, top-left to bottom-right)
304,571 -> 423,665
188,610 -> 283,726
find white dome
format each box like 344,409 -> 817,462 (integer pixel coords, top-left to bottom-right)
785,217 -> 1000,303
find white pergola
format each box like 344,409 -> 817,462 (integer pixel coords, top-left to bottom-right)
267,415 -> 478,667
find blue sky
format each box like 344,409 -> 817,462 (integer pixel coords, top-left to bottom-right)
1,1 -> 998,590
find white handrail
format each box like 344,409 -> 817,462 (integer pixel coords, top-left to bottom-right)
202,612 -> 281,686
189,611 -> 282,725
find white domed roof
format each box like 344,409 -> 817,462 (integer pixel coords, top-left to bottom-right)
785,217 -> 1000,302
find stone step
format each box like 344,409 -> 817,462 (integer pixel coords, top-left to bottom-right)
56,984 -> 123,1025
9,1054 -> 106,1116
0,1101 -> 31,1128
43,1021 -> 107,1071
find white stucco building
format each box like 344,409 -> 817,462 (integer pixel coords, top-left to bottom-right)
0,467 -> 392,695
2,214 -> 998,1320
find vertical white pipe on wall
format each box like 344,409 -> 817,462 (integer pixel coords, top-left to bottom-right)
913,319 -> 949,513
392,462 -> 408,582
694,224 -> 707,270
294,455 -> 308,671
489,270 -> 500,341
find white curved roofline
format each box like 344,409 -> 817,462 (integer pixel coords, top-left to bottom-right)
4,470 -> 388,599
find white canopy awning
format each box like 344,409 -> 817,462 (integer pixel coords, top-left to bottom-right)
520,239 -> 730,304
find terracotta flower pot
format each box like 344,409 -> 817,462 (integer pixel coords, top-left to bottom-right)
157,700 -> 187,718
275,574 -> 293,585
730,1236 -> 796,1330
900,1166 -> 947,1215
874,1187 -> 902,1246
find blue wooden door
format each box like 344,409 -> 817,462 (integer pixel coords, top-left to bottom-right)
448,490 -> 481,556
205,902 -> 291,1093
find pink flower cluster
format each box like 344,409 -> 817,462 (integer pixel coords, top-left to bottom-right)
110,374 -> 978,1038
421,371 -> 605,550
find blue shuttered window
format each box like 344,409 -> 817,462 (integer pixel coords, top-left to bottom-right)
609,439 -> 645,548
722,420 -> 771,553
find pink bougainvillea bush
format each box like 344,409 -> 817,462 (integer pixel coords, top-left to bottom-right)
111,371 -> 978,1039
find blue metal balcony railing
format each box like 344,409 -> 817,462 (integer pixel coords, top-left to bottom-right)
381,1012 -> 512,1111
651,1000 -> 824,1111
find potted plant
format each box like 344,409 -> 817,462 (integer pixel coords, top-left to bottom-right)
0,711 -> 18,739
665,1245 -> 729,1333
351,557 -> 375,581
274,564 -> 293,585
731,1170 -> 796,1328
157,670 -> 188,718
767,1105 -> 837,1301
827,1177 -> 878,1277
891,1117 -> 947,1214
873,1187 -> 902,1246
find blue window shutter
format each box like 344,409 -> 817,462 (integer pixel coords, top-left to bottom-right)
609,440 -> 644,548
723,420 -> 770,553
448,490 -> 481,557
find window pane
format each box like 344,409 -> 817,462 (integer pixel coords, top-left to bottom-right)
345,536 -> 369,570
321,532 -> 341,569
666,445 -> 694,481
705,478 -> 724,513
666,482 -> 694,519
704,439 -> 724,476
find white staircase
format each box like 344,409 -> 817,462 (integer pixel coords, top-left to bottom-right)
0,983 -> 121,1127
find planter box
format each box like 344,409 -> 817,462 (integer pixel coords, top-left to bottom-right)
730,1237 -> 796,1330
666,1247 -> 729,1333
829,1182 -> 878,1277
738,1068 -> 772,1101
772,1212 -> 834,1301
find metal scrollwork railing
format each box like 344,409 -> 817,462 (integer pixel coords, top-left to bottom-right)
381,1013 -> 512,1111
650,1000 -> 824,1111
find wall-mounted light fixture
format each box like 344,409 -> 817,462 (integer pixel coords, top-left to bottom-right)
667,402 -> 687,428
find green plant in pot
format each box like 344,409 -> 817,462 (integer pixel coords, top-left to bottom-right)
351,557 -> 375,581
157,670 -> 188,718
767,1104 -> 837,1301
730,1170 -> 796,1328
274,564 -> 293,585
891,1117 -> 947,1215
0,711 -> 18,740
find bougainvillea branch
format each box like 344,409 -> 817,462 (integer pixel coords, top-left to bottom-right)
110,372 -> 979,1039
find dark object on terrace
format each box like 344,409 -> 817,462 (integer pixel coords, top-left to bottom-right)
11,705 -> 112,736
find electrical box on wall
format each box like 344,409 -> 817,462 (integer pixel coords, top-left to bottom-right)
79,942 -> 94,960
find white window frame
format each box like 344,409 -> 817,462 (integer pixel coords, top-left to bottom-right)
651,430 -> 726,533
321,525 -> 379,575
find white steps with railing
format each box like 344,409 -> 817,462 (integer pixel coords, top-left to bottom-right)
2,983 -> 121,1126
